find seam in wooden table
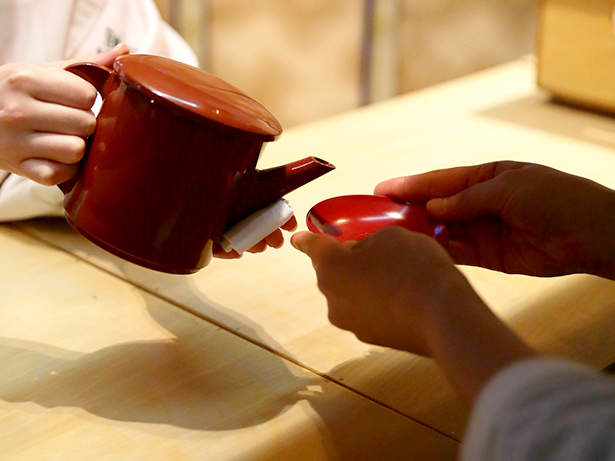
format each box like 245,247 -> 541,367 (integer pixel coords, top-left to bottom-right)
12,222 -> 462,444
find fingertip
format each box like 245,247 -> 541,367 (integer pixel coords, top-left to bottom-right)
105,42 -> 130,59
426,197 -> 448,216
246,240 -> 267,254
113,42 -> 130,55
291,231 -> 344,262
290,231 -> 310,252
213,246 -> 243,259
291,231 -> 331,256
282,215 -> 298,232
427,193 -> 474,221
87,43 -> 130,68
264,229 -> 284,249
373,177 -> 404,196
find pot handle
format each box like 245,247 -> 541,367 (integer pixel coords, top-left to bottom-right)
64,62 -> 118,98
58,62 -> 119,194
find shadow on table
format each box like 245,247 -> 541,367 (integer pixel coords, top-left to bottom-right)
0,227 -> 459,459
0,300 -> 312,432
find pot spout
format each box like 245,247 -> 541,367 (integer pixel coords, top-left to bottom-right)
226,156 -> 335,228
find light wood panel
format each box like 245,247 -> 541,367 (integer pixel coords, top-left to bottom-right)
0,225 -> 459,460
154,0 -> 537,126
399,0 -> 538,93
537,0 -> 615,113
14,57 -> 615,438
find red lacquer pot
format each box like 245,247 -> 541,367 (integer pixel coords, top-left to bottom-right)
63,55 -> 334,274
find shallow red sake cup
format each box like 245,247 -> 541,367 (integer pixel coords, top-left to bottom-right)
306,195 -> 448,246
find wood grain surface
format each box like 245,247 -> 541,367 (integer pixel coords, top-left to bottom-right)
5,57 -> 615,459
0,225 -> 458,460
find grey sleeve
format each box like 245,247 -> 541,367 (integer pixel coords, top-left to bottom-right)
462,358 -> 615,461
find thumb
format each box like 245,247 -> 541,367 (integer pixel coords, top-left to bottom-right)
427,179 -> 511,222
291,231 -> 346,269
83,43 -> 130,67
49,43 -> 130,70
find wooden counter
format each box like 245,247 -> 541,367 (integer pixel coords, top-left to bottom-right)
0,225 -> 458,460
4,56 -> 615,459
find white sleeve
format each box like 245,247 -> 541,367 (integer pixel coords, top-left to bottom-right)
462,358 -> 615,461
0,174 -> 65,221
0,0 -> 198,222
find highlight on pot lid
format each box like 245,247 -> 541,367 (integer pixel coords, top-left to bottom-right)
114,54 -> 282,140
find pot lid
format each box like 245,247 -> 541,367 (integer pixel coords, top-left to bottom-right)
114,54 -> 282,139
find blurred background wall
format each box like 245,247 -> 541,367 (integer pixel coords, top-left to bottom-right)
153,0 -> 538,128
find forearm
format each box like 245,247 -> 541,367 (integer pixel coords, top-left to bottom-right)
583,201 -> 615,281
423,278 -> 536,406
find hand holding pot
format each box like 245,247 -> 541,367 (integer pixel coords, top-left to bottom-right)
0,44 -> 129,185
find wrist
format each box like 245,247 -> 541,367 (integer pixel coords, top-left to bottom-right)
422,275 -> 536,405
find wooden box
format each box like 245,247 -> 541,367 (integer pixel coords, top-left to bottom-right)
537,0 -> 615,112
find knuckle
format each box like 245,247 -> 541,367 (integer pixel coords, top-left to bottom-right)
25,163 -> 60,186
36,170 -> 59,186
29,162 -> 75,187
0,102 -> 27,127
5,65 -> 35,90
327,308 -> 345,329
353,330 -> 374,344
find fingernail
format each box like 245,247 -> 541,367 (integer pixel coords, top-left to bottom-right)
112,43 -> 128,53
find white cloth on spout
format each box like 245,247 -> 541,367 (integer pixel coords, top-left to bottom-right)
219,199 -> 294,254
